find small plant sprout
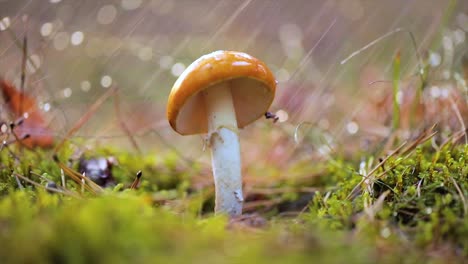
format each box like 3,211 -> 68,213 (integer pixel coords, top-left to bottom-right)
167,50 -> 277,216
130,170 -> 142,189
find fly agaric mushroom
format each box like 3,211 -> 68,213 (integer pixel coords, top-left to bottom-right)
167,50 -> 276,216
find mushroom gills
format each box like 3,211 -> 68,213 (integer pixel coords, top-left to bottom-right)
175,77 -> 273,135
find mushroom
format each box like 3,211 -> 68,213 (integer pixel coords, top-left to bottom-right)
167,50 -> 276,216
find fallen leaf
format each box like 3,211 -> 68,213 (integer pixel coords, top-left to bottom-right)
1,79 -> 54,148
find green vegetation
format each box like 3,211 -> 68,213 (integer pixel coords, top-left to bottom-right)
0,138 -> 466,263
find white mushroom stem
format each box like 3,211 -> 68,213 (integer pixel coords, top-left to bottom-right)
203,82 -> 243,216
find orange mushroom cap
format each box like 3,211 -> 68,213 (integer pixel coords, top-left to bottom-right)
167,50 -> 277,135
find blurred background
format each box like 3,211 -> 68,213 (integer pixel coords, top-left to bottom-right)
0,0 -> 466,169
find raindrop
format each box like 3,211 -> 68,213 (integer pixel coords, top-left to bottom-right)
138,46 -> 153,61
97,5 -> 117,25
396,90 -> 403,105
428,51 -> 441,67
40,22 -> 53,37
275,109 -> 289,123
442,70 -> 451,80
452,29 -> 465,45
71,31 -> 84,46
100,75 -> 113,88
0,17 -> 10,31
380,227 -> 391,238
121,0 -> 142,10
279,23 -> 302,44
430,86 -> 441,98
278,23 -> 303,58
171,63 -> 186,77
276,68 -> 290,82
1,123 -> 8,133
440,88 -> 449,98
81,81 -> 91,92
425,207 -> 433,215
346,121 -> 359,135
53,32 -> 70,51
63,88 -> 72,98
317,145 -> 332,156
159,55 -> 173,69
43,103 -> 51,112
442,35 -> 453,51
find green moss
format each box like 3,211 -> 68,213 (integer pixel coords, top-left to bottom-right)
308,143 -> 468,260
0,142 -> 466,263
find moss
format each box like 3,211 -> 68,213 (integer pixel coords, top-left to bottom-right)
0,142 -> 466,263
308,143 -> 468,260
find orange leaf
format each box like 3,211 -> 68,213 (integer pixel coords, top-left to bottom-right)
1,79 -> 54,148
